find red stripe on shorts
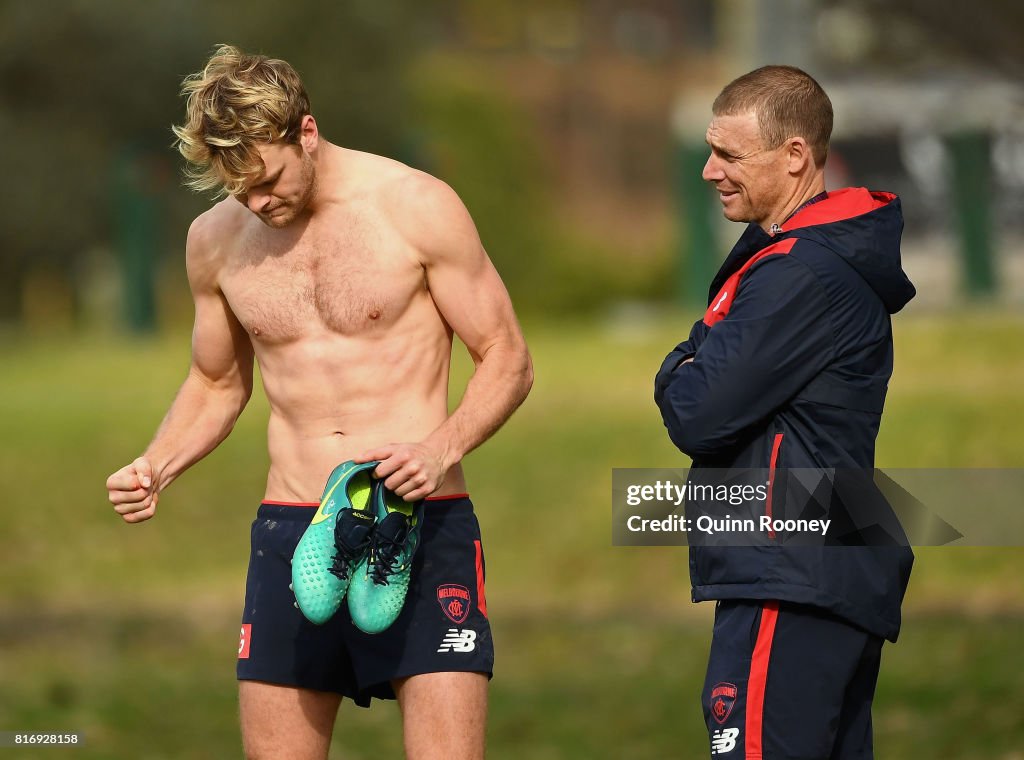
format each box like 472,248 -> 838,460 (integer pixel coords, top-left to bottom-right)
474,539 -> 488,618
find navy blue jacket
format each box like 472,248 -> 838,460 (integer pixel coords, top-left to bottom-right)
654,188 -> 916,642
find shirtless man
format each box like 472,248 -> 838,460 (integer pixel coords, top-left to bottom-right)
105,45 -> 533,760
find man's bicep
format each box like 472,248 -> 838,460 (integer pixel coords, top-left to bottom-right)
189,287 -> 254,389
428,241 -> 524,362
409,180 -> 526,360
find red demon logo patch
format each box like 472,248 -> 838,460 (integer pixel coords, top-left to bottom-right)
436,584 -> 471,624
709,682 -> 738,725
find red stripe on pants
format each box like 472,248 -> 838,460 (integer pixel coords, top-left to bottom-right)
746,601 -> 779,758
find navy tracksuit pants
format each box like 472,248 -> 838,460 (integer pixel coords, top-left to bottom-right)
702,600 -> 883,759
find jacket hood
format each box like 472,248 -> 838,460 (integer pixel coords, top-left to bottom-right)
709,188 -> 916,315
784,188 -> 916,314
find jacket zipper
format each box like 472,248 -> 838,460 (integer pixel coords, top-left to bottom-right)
765,433 -> 784,540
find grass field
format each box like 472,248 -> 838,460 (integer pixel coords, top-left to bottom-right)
1,311 -> 1023,759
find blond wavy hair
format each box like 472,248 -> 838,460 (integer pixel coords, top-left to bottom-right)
172,44 -> 311,196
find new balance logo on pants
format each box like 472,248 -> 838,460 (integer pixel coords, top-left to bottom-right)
711,727 -> 739,754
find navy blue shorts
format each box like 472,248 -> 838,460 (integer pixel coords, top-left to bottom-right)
702,600 -> 883,759
236,495 -> 493,707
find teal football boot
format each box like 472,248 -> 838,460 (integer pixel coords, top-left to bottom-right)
291,460 -> 378,624
347,482 -> 425,634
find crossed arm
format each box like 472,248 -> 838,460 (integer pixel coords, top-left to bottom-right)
655,255 -> 833,459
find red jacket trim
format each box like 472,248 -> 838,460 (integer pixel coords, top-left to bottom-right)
703,239 -> 797,326
781,187 -> 895,233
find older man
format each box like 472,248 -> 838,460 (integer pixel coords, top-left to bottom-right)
656,66 -> 915,759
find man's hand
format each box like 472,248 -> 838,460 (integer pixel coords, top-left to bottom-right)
106,457 -> 161,523
356,443 -> 449,502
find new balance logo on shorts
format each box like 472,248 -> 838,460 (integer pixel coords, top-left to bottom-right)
437,628 -> 477,653
711,727 -> 739,755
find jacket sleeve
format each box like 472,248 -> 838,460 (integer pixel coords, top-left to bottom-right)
656,253 -> 834,458
653,318 -> 709,406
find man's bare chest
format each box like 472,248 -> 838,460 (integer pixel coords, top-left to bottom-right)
219,223 -> 423,342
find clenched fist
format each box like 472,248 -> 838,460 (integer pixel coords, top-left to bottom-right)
106,456 -> 161,523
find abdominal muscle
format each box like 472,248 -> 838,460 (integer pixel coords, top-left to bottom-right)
253,321 -> 466,503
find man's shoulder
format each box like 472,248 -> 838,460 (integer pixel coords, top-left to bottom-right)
185,200 -> 247,284
360,156 -> 474,258
368,157 -> 460,216
188,200 -> 247,248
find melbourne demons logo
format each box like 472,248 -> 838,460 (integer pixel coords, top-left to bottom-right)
710,682 -> 738,725
436,584 -> 472,624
